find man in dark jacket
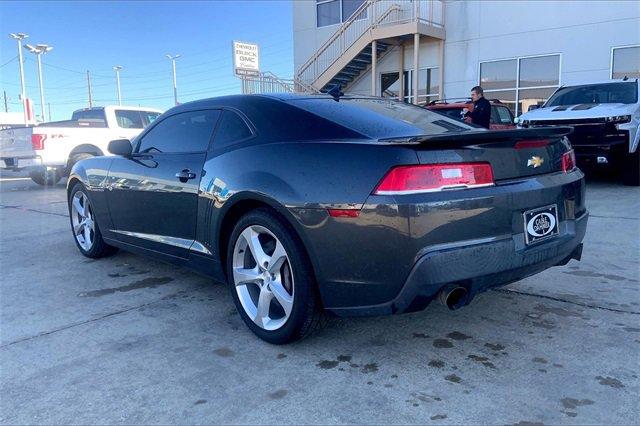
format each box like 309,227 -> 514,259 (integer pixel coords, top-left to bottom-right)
464,86 -> 491,129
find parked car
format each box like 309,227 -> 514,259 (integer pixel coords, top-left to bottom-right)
67,94 -> 587,343
518,79 -> 640,185
425,98 -> 516,130
0,105 -> 161,185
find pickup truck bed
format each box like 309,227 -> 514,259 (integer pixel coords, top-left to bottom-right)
0,105 -> 160,185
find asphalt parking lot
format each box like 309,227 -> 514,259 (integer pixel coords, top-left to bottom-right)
0,171 -> 638,425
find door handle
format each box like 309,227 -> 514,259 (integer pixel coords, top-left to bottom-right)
175,169 -> 197,182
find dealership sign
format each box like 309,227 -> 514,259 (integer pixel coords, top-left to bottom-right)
233,41 -> 260,76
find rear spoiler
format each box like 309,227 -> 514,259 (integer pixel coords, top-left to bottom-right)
378,126 -> 573,146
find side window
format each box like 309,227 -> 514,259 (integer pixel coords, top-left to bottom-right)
490,106 -> 499,124
213,110 -> 253,150
496,106 -> 514,124
115,110 -> 144,129
137,110 -> 220,154
141,111 -> 161,127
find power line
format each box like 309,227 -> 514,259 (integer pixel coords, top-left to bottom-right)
1,56 -> 18,68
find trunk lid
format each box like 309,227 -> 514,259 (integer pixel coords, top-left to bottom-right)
380,127 -> 572,181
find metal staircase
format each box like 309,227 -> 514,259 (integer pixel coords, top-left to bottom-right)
297,0 -> 445,93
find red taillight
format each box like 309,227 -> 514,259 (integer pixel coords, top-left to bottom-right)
31,134 -> 46,150
561,149 -> 576,173
374,163 -> 494,195
327,209 -> 360,218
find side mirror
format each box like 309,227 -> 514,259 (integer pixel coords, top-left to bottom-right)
108,139 -> 133,157
528,105 -> 540,111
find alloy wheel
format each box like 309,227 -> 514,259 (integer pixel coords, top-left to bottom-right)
71,191 -> 95,251
232,225 -> 294,331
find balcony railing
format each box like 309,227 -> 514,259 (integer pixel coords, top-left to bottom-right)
297,0 -> 444,86
240,72 -> 319,94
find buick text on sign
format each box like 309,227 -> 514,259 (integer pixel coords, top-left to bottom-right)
233,41 -> 260,76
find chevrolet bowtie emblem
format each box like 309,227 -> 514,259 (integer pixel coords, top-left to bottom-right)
527,156 -> 544,168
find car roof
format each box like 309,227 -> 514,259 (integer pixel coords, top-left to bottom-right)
165,93 -> 476,141
558,78 -> 638,88
73,106 -> 163,113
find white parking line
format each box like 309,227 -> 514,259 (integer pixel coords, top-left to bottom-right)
0,177 -> 31,182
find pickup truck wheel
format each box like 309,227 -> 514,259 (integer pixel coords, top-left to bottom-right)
227,208 -> 325,344
622,149 -> 640,186
29,168 -> 61,186
68,182 -> 117,258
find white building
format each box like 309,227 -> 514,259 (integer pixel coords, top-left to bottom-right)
293,0 -> 640,115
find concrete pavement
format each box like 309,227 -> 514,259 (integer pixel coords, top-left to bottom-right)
0,174 -> 638,424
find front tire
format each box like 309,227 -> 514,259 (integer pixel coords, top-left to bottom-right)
68,182 -> 117,258
226,208 -> 324,344
622,149 -> 640,186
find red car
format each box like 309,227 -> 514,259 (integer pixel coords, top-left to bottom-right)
425,99 -> 516,130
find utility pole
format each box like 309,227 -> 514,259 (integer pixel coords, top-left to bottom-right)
25,43 -> 53,123
166,54 -> 180,106
3,90 -> 8,113
86,70 -> 93,108
113,66 -> 123,105
9,32 -> 28,124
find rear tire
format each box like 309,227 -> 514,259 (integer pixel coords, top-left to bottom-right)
226,208 -> 325,344
67,153 -> 95,175
622,149 -> 640,186
68,182 -> 117,258
30,168 -> 61,186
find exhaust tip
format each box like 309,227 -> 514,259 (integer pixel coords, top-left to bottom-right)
438,285 -> 469,310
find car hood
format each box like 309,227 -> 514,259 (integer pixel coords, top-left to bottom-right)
520,102 -> 638,121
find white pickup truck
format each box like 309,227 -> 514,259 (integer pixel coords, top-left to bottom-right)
0,105 -> 161,185
518,79 -> 639,186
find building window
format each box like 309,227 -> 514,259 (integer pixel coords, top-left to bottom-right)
317,0 -> 365,27
480,54 -> 560,116
612,45 -> 640,79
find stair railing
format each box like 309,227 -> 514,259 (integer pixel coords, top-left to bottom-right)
297,0 -> 444,88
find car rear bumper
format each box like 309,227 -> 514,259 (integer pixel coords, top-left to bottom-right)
303,169 -> 587,317
1,156 -> 42,171
330,211 -> 587,317
573,140 -> 628,167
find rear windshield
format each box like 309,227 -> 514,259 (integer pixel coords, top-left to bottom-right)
72,109 -> 105,121
290,98 -> 478,139
546,82 -> 638,106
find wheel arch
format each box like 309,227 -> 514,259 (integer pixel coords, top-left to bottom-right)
69,144 -> 104,158
216,192 -> 321,288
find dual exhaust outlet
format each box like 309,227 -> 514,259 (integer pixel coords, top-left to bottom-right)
438,284 -> 470,310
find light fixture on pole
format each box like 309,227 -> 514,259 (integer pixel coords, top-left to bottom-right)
9,32 -> 29,124
166,54 -> 180,106
113,65 -> 123,106
25,43 -> 53,123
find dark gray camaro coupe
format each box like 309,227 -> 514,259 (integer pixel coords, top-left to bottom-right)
67,94 -> 587,343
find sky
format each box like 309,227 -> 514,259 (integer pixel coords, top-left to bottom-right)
0,0 -> 294,121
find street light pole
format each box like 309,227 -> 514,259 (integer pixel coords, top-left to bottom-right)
25,43 -> 53,122
113,66 -> 123,106
9,32 -> 28,124
166,54 -> 180,106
